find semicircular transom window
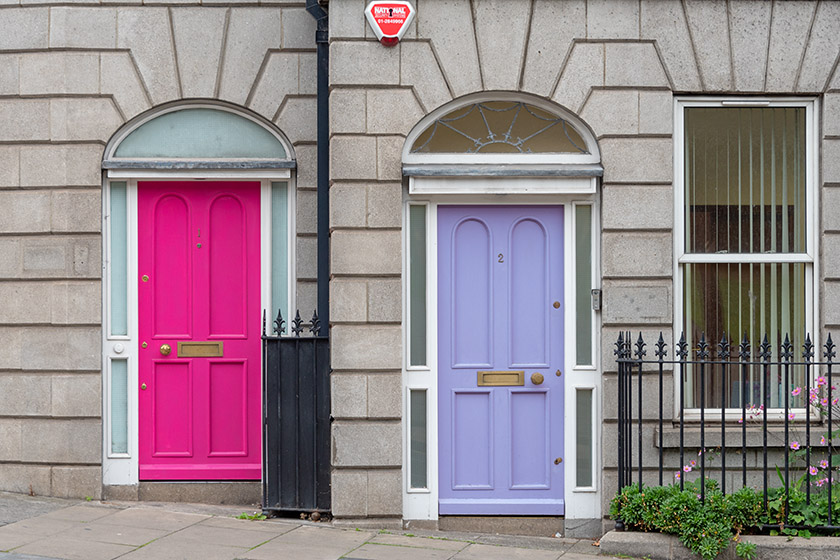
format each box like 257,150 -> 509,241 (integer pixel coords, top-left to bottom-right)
114,108 -> 287,159
410,101 -> 589,155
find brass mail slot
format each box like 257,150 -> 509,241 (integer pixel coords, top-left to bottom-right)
477,370 -> 524,386
177,341 -> 224,358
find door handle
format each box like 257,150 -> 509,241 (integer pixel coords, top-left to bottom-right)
530,372 -> 544,385
160,344 -> 171,356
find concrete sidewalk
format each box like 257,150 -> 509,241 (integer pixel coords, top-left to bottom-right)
0,492 -> 627,560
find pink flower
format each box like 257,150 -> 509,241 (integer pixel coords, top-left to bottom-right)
675,472 -> 681,480
822,398 -> 829,407
690,460 -> 697,467
738,418 -> 744,424
791,441 -> 800,450
818,377 -> 828,387
821,436 -> 827,445
789,412 -> 796,420
684,465 -> 692,472
821,460 -> 829,469
792,387 -> 802,396
817,478 -> 827,487
810,466 -> 819,476
833,398 -> 838,406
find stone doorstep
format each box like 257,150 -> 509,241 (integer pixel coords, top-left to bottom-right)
599,530 -> 840,560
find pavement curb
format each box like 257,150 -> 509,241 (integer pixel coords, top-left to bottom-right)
599,529 -> 840,560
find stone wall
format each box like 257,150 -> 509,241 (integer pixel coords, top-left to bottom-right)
0,2 -> 316,498
327,0 -> 840,521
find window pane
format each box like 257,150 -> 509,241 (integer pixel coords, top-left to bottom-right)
684,262 -> 806,408
110,182 -> 128,336
575,205 -> 592,366
576,389 -> 593,487
271,182 -> 288,322
410,389 -> 428,489
409,205 -> 427,366
685,107 -> 806,254
111,359 -> 128,454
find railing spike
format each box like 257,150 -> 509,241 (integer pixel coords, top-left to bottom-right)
291,310 -> 303,337
273,308 -> 285,335
739,332 -> 750,361
654,332 -> 667,360
697,332 -> 709,360
824,333 -> 836,363
262,310 -> 266,336
615,332 -> 625,358
759,334 -> 772,361
676,332 -> 688,360
309,309 -> 321,334
803,333 -> 814,362
634,332 -> 647,360
781,333 -> 793,361
718,332 -> 730,360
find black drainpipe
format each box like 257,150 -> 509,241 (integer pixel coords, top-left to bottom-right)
306,0 -> 329,336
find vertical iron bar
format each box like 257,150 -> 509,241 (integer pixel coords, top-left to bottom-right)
657,334 -> 666,486
762,336 -> 770,511
699,334 -> 707,503
827,334 -> 835,526
741,334 -> 749,489
626,332 -> 633,493
804,335 -> 813,505
636,334 -> 645,492
720,334 -> 729,496
783,335 -> 792,527
616,334 -> 625,493
677,333 -> 687,492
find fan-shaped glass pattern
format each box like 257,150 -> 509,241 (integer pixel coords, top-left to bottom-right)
410,101 -> 589,155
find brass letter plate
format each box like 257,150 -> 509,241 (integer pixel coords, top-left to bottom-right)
477,370 -> 524,386
177,341 -> 224,358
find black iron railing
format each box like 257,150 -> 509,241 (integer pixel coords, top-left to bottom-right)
616,331 -> 840,531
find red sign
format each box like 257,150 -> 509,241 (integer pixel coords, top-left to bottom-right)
365,1 -> 416,46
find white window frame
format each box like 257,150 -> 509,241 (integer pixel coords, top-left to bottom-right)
673,97 -> 819,419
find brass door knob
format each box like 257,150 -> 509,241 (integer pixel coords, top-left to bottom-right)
160,344 -> 171,356
530,372 -> 544,385
141,383 -> 147,390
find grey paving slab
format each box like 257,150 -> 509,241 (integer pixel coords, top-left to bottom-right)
0,553 -> 62,560
0,493 -> 72,527
38,505 -> 121,524
116,538 -> 247,560
93,507 -> 209,531
164,523 -> 279,549
12,535 -> 135,560
344,542 -> 456,560
196,516 -> 299,534
453,543 -> 563,560
54,521 -> 168,547
0,518 -> 78,538
239,525 -> 376,560
369,533 -> 469,551
0,530 -> 44,553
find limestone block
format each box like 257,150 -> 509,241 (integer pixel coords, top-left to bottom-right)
602,232 -> 672,278
415,0 -> 481,97
296,189 -> 317,235
605,43 -> 668,88
331,135 -> 377,180
0,146 -> 20,187
825,139 -> 840,183
366,89 -> 424,136
276,96 -> 317,144
0,419 -> 22,461
600,137 -> 672,184
50,7 -> 116,48
295,144 -> 316,190
171,8 -> 227,98
639,90 -> 673,135
0,54 -> 19,95
282,7 -> 316,49
19,327 -> 101,371
248,52 -> 299,120
797,1 -> 840,92
331,325 -> 401,370
825,94 -> 840,137
602,184 -> 673,230
331,279 -> 367,323
602,373 -> 674,421
117,8 -> 179,105
100,52 -> 152,121
587,0 -> 639,39
332,421 -> 401,467
331,89 -> 367,134
552,42 -> 604,114
330,41 -> 400,86
0,8 -> 48,50
217,8 -> 282,104
823,233 -> 840,281
0,282 -> 52,324
20,418 -> 100,464
330,183 -> 367,228
20,144 -> 103,187
473,0 -> 530,90
580,90 -> 638,136
824,281 -> 840,327
683,0 -> 732,91
51,374 -> 101,417
825,187 -> 840,234
367,469 -> 401,516
0,191 -> 50,234
51,466 -> 102,499
367,183 -> 401,229
367,278 -> 401,323
367,373 -> 401,418
729,0 -> 771,92
50,98 -> 123,143
331,470 -> 367,516
640,0 -> 701,91
329,0 -> 366,39
296,235 -> 317,280
601,280 -> 672,325
377,136 -> 403,182
0,239 -> 21,278
296,280 -> 317,318
765,0 -> 816,92
331,229 -> 401,275
0,375 -> 50,416
20,52 -> 99,95
331,373 -> 367,418
0,464 -> 51,496
0,328 -> 22,370
50,281 -> 102,324
0,99 -> 50,141
50,190 -> 100,234
399,41 -> 452,113
521,0 -> 584,96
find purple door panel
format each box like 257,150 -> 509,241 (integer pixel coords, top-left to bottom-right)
438,205 -> 564,515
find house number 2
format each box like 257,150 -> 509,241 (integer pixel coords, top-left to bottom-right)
498,253 -> 504,263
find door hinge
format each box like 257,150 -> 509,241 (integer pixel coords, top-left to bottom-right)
591,288 -> 602,311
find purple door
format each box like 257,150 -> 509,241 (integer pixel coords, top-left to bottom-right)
438,205 -> 564,515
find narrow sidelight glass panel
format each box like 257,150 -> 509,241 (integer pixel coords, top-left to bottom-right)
271,182 -> 289,322
409,205 -> 427,366
575,205 -> 592,365
575,388 -> 593,487
110,182 -> 128,336
111,359 -> 128,454
410,389 -> 428,489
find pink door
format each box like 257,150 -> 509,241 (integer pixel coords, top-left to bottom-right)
138,181 -> 261,480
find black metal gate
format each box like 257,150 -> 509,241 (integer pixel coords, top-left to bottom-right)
262,310 -> 331,514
